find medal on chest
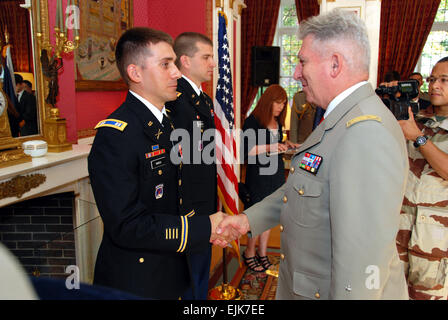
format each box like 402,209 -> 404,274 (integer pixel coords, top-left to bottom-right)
299,152 -> 323,175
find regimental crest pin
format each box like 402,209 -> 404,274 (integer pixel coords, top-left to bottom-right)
155,184 -> 164,199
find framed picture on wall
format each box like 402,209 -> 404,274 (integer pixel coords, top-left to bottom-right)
75,0 -> 133,91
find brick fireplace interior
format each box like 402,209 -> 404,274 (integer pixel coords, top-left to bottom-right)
0,192 -> 76,279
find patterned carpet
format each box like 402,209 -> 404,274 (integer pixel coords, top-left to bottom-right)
232,252 -> 279,300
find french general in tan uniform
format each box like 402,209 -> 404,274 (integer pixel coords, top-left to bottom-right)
245,83 -> 409,299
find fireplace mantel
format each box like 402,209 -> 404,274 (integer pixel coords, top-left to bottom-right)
0,144 -> 90,207
0,142 -> 103,284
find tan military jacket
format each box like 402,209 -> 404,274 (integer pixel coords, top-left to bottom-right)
396,108 -> 448,300
246,83 -> 409,299
289,91 -> 316,144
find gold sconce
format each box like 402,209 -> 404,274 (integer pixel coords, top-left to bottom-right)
35,0 -> 79,152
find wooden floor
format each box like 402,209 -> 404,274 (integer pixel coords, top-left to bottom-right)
209,224 -> 281,274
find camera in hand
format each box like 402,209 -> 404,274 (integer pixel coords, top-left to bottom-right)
375,80 -> 420,120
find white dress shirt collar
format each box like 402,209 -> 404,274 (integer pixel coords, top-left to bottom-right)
324,81 -> 368,119
17,90 -> 25,102
182,75 -> 202,96
129,90 -> 166,124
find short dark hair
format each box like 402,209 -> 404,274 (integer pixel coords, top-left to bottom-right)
409,72 -> 422,78
115,27 -> 173,85
173,32 -> 213,68
384,70 -> 400,82
436,56 -> 448,64
23,80 -> 32,88
14,74 -> 24,84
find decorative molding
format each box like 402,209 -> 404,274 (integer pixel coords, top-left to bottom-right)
0,174 -> 46,200
0,149 -> 32,169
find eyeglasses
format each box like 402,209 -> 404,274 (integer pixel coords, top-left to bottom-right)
426,76 -> 448,85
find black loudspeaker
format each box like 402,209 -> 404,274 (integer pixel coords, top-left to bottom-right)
251,46 -> 280,87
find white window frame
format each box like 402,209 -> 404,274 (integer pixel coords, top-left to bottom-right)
414,2 -> 448,82
274,0 -> 301,103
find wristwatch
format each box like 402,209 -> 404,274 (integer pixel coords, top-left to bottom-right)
413,135 -> 427,148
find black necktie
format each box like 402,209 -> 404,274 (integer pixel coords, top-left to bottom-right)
162,114 -> 172,130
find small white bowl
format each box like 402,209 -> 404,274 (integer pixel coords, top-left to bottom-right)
22,140 -> 48,157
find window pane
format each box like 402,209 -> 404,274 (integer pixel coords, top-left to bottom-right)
420,31 -> 448,77
282,5 -> 298,27
415,0 -> 448,92
435,0 -> 448,22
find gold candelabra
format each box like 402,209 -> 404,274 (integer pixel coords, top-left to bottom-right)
36,0 -> 79,58
38,27 -> 79,59
34,0 -> 78,152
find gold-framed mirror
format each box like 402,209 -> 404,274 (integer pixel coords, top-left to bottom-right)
0,0 -> 71,168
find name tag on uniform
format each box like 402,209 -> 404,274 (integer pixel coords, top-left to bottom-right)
151,157 -> 166,169
299,153 -> 323,175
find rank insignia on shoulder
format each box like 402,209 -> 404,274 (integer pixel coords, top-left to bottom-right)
95,119 -> 128,131
346,115 -> 382,128
176,92 -> 182,98
299,152 -> 323,175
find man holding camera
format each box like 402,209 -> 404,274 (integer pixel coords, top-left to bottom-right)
396,57 -> 448,300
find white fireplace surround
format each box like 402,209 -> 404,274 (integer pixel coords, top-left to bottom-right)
0,138 -> 102,284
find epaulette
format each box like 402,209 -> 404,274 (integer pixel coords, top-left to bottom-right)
94,119 -> 128,131
346,115 -> 382,128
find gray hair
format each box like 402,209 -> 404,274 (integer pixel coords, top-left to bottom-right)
298,9 -> 370,73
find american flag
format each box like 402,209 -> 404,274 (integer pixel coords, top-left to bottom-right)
214,12 -> 240,260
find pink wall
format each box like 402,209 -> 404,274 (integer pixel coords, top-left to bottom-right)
50,0 -> 207,142
145,0 -> 207,38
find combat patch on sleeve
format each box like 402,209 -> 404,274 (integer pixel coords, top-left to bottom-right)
346,115 -> 382,128
94,119 -> 128,131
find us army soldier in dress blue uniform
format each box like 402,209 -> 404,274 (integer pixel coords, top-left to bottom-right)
165,32 -> 217,300
214,10 -> 409,300
88,28 -> 228,299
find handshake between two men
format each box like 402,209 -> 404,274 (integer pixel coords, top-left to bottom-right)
209,212 -> 250,247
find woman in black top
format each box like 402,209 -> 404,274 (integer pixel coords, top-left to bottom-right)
241,84 -> 298,272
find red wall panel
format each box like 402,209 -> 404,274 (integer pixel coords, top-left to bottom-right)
51,0 -> 208,142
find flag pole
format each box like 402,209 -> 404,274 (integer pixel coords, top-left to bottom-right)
207,8 -> 241,301
208,246 -> 241,300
